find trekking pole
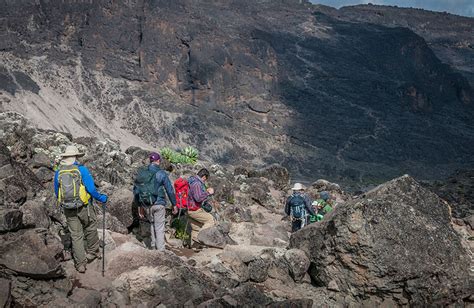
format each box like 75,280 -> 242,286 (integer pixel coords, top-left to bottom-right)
102,202 -> 105,277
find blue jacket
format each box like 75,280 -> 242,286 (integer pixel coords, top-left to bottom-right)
285,192 -> 315,216
54,162 -> 108,203
133,164 -> 176,207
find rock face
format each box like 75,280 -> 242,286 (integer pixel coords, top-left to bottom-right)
1,1 -> 473,186
0,229 -> 64,279
425,169 -> 474,219
321,4 -> 474,87
290,175 -> 472,306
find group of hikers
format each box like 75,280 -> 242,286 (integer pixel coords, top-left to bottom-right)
54,145 -> 333,273
285,183 -> 334,232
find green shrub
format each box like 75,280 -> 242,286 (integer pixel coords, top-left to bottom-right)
160,146 -> 199,165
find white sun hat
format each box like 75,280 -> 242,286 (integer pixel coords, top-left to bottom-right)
60,145 -> 85,158
291,183 -> 305,191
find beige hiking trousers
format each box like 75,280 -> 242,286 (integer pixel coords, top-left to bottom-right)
187,208 -> 215,243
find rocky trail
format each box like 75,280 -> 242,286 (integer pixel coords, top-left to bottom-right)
1,112 -> 473,307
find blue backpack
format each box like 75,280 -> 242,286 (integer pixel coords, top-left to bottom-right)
289,194 -> 306,219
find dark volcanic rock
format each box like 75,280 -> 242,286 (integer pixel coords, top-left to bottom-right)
426,169 -> 474,218
1,1 -> 473,186
284,249 -> 310,282
0,229 -> 64,279
290,175 -> 472,306
248,164 -> 290,190
20,199 -> 50,229
247,257 -> 270,283
0,278 -> 12,308
0,209 -> 23,233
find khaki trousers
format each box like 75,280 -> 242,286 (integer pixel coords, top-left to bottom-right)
187,208 -> 215,243
64,205 -> 99,268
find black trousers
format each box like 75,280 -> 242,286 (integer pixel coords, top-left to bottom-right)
291,217 -> 308,232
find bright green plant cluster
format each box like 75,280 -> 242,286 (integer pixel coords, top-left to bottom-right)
160,146 -> 199,165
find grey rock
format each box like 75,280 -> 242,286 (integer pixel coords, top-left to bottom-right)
248,164 -> 290,190
31,152 -> 51,169
197,224 -> 237,249
69,288 -> 101,307
221,204 -> 253,223
20,199 -> 50,228
464,215 -> 474,230
106,187 -> 135,229
107,243 -> 221,306
96,211 -> 128,234
0,278 -> 12,308
0,209 -> 23,233
247,257 -> 270,283
0,229 -> 64,279
284,249 -> 310,282
248,99 -> 272,114
291,175 -> 472,305
0,164 -> 14,180
268,299 -> 314,308
33,167 -> 53,184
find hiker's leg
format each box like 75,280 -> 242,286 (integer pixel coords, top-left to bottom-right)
153,205 -> 166,251
291,220 -> 301,232
65,208 -> 87,268
146,207 -> 156,249
187,210 -> 204,243
188,209 -> 214,242
82,204 -> 100,256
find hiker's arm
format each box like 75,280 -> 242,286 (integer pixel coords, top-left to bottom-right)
190,182 -> 209,203
158,171 -> 176,207
305,195 -> 316,215
54,171 -> 59,197
284,197 -> 291,215
78,166 -> 108,203
164,175 -> 177,207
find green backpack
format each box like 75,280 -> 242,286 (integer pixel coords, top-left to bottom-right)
134,166 -> 159,206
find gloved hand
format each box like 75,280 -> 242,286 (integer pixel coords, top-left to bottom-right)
99,194 -> 108,203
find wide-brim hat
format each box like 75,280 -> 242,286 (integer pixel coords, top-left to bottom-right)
60,145 -> 85,158
291,183 -> 305,191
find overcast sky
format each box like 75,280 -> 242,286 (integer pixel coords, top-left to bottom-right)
311,0 -> 474,17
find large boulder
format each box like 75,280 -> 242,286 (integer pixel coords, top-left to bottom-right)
107,243 -> 222,306
248,164 -> 290,190
106,187 -> 135,229
197,223 -> 237,249
20,199 -> 50,229
290,175 -> 472,306
284,249 -> 310,282
0,229 -> 64,279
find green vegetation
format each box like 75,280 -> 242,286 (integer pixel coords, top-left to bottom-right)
161,146 -> 199,165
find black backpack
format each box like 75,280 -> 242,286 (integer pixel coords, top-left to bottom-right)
289,194 -> 306,219
134,166 -> 159,206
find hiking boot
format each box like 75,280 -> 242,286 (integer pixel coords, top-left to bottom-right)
86,252 -> 101,263
76,264 -> 86,273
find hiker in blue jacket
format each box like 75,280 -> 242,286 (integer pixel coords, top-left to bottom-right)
285,183 -> 315,232
133,152 -> 176,251
54,145 -> 108,273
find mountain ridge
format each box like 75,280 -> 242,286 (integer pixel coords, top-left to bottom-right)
0,0 -> 473,187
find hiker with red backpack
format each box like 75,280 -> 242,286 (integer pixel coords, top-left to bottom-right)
54,145 -> 108,273
186,168 -> 215,248
133,152 -> 176,251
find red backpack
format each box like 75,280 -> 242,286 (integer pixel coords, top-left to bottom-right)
174,177 -> 191,210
